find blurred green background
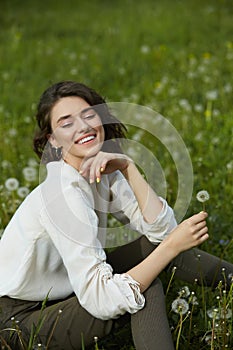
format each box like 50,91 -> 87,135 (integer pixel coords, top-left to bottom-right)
1,0 -> 233,241
0,1 -> 233,347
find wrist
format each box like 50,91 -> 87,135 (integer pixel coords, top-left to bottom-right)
160,236 -> 180,259
120,159 -> 133,178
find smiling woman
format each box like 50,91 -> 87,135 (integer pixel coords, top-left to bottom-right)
0,81 -> 232,350
33,81 -> 127,165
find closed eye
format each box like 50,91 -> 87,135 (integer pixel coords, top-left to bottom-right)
83,113 -> 96,120
61,121 -> 73,128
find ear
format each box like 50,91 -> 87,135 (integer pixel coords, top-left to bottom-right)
47,133 -> 60,148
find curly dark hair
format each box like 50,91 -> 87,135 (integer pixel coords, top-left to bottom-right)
33,81 -> 127,163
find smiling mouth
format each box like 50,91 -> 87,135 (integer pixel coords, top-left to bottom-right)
75,134 -> 96,145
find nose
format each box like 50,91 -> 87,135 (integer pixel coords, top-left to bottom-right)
76,117 -> 91,133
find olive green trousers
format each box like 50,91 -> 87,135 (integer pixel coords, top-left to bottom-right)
0,236 -> 232,350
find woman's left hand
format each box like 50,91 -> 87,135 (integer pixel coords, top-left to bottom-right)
79,151 -> 130,183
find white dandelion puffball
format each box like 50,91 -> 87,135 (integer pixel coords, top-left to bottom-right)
5,178 -> 19,191
23,166 -> 37,182
196,190 -> 210,203
171,298 -> 189,315
178,285 -> 190,298
17,186 -> 30,198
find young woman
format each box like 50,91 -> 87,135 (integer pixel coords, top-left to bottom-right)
0,81 -> 232,350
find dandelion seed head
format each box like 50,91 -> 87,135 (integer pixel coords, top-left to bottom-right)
207,307 -> 220,319
140,45 -> 150,54
28,158 -> 38,167
206,90 -> 218,101
17,186 -> 30,198
2,160 -> 11,169
204,334 -> 212,345
171,298 -> 189,315
23,166 -> 37,182
190,295 -> 199,305
196,190 -> 210,203
178,285 -> 190,298
5,178 -> 19,191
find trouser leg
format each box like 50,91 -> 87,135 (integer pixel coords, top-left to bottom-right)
107,236 -> 174,350
167,247 -> 233,290
131,278 -> 174,350
0,295 -> 113,350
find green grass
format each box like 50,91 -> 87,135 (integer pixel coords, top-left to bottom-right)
0,0 -> 233,348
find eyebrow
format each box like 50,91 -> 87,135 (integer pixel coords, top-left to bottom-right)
56,107 -> 95,125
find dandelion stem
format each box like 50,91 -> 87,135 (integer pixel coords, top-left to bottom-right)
166,267 -> 176,297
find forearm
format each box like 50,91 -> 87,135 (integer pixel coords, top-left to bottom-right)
121,162 -> 163,224
126,239 -> 176,293
126,211 -> 209,293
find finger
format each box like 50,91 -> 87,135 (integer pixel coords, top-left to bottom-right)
194,220 -> 208,232
194,226 -> 208,240
196,232 -> 209,245
89,157 -> 106,183
79,157 -> 94,177
190,211 -> 208,225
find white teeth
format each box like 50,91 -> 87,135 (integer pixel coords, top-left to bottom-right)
78,135 -> 95,144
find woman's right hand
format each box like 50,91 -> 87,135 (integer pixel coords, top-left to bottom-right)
163,211 -> 209,255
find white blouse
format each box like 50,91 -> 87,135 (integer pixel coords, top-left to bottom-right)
0,160 -> 177,320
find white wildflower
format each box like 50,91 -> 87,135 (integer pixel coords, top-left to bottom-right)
5,178 -> 19,191
17,186 -> 30,198
190,294 -> 199,305
178,99 -> 192,112
8,128 -> 17,137
94,336 -> 98,343
171,298 -> 189,315
28,158 -> 38,167
178,286 -> 190,298
204,334 -> 212,345
207,307 -> 220,319
140,45 -> 150,54
194,104 -> 204,113
70,68 -> 78,76
23,166 -> 37,182
206,90 -> 218,101
224,83 -> 232,93
226,161 -> 233,171
196,190 -> 210,203
1,160 -> 11,169
208,307 -> 232,320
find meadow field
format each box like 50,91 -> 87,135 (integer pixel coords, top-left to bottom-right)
0,0 -> 232,349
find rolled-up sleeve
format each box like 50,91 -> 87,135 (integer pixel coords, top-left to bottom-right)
40,182 -> 145,320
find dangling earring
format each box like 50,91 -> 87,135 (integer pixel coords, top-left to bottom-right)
56,147 -> 61,158
53,146 -> 62,158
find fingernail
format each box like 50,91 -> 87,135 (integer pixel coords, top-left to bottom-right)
89,178 -> 94,184
96,177 -> 101,183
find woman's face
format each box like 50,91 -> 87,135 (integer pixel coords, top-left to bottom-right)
49,96 -> 105,170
